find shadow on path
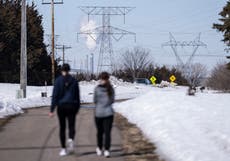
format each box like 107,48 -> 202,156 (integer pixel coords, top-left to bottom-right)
0,144 -> 122,151
37,126 -> 57,161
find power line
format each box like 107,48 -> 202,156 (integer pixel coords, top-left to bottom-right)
42,0 -> 64,84
56,45 -> 72,65
45,34 -> 60,54
77,6 -> 136,73
125,5 -> 223,33
162,32 -> 207,74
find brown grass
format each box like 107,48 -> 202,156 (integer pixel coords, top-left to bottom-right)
0,117 -> 11,129
115,113 -> 164,161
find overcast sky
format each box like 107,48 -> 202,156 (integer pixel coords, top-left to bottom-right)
33,0 -> 228,71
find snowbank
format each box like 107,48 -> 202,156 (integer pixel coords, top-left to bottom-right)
0,84 -> 53,117
0,79 -> 151,118
115,87 -> 230,161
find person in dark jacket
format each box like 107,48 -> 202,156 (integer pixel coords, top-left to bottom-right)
94,72 -> 115,158
49,64 -> 80,156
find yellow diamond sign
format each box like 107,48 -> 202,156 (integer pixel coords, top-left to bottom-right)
150,76 -> 157,84
170,75 -> 176,82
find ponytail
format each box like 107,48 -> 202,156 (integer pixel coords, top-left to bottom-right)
105,80 -> 113,97
99,72 -> 113,97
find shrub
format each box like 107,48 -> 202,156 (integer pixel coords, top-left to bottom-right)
207,63 -> 230,91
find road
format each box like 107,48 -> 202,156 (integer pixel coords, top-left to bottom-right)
0,106 -> 124,161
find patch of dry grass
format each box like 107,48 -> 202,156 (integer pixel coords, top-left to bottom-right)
115,113 -> 164,161
0,118 -> 10,128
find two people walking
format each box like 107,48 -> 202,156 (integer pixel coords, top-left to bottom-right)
49,64 -> 115,157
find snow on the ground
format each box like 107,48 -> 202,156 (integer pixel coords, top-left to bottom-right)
1,78 -> 230,161
79,77 -> 150,103
0,84 -> 53,117
0,77 -> 151,118
114,86 -> 230,161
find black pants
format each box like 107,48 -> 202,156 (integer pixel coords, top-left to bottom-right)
57,104 -> 78,148
95,115 -> 114,150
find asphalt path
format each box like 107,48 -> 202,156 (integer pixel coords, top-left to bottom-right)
0,105 -> 124,161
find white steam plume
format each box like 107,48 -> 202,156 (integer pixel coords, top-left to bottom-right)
80,20 -> 97,50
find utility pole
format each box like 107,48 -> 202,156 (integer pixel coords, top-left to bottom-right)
90,53 -> 94,74
56,45 -> 72,64
73,57 -> 76,69
80,60 -> 83,73
20,0 -> 27,98
42,0 -> 63,84
77,6 -> 136,73
86,55 -> 89,74
45,34 -> 60,53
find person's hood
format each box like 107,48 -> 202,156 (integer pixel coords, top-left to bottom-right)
98,84 -> 107,88
62,75 -> 75,88
97,84 -> 109,93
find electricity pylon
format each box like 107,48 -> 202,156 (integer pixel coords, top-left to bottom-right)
77,6 -> 136,73
162,32 -> 207,73
42,0 -> 63,84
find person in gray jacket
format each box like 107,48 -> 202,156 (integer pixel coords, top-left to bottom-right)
94,72 -> 115,158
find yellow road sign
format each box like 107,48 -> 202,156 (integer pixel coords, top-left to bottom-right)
170,75 -> 176,82
150,76 -> 157,84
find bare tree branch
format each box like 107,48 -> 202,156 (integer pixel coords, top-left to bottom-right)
120,46 -> 152,79
183,63 -> 207,87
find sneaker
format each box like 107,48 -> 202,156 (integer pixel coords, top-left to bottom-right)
59,148 -> 68,156
96,147 -> 102,156
104,150 -> 110,158
67,139 -> 74,153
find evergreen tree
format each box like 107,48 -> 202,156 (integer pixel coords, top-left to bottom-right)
213,1 -> 230,51
0,0 -> 54,85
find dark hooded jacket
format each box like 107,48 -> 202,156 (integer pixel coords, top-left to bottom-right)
51,75 -> 80,112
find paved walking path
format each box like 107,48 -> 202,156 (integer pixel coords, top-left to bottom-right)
0,106 -> 124,161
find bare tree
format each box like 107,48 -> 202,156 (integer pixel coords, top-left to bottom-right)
121,46 -> 152,79
207,63 -> 230,91
183,63 -> 207,87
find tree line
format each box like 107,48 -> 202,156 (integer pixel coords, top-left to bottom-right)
211,0 -> 230,91
113,46 -> 205,86
0,0 -> 59,85
1,0 -> 230,90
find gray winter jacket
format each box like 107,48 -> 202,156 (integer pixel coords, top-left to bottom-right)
94,84 -> 115,118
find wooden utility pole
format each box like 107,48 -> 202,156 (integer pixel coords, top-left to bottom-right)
20,0 -> 27,98
56,45 -> 72,65
51,0 -> 55,84
42,0 -> 63,84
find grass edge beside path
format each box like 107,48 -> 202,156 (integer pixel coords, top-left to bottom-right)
0,116 -> 15,129
115,113 -> 164,161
